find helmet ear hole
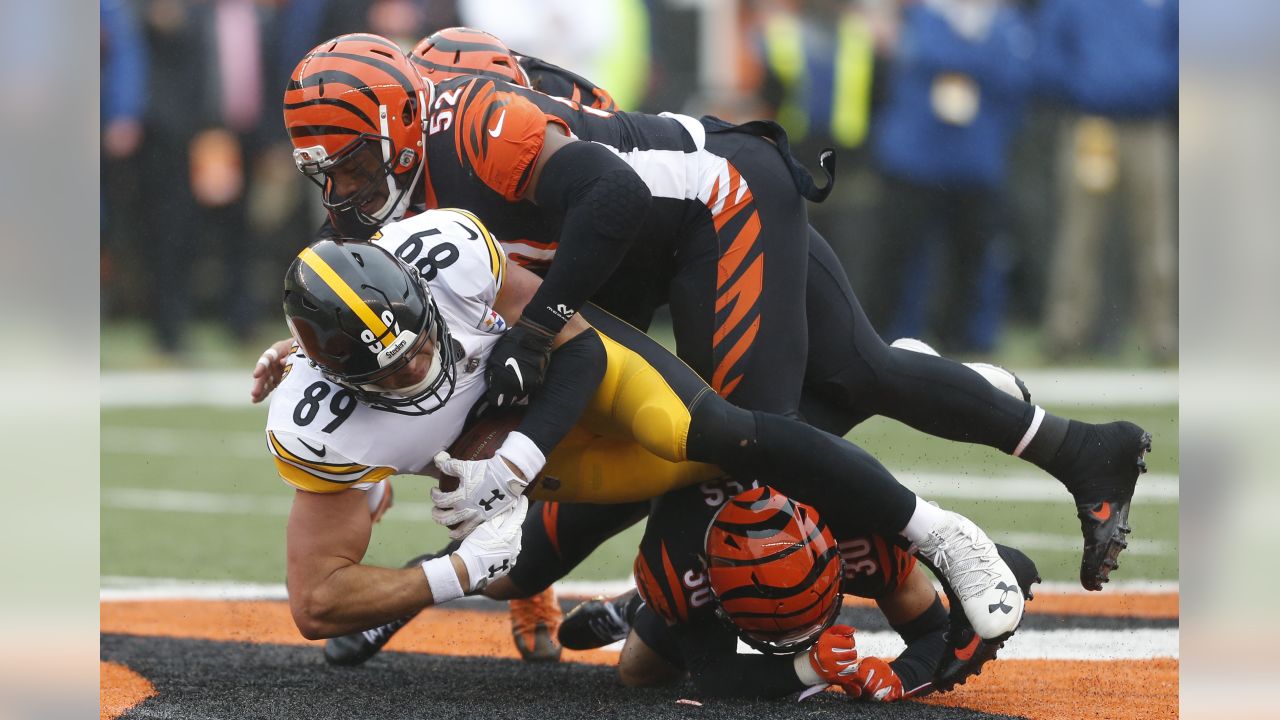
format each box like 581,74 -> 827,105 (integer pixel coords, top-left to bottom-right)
402,97 -> 417,126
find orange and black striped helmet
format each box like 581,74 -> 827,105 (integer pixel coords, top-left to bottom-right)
283,34 -> 428,229
704,486 -> 844,653
410,27 -> 531,87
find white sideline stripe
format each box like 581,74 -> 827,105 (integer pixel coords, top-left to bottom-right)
101,368 -> 1177,408
906,472 -> 1178,502
101,577 -> 1177,602
102,488 -> 1179,555
722,630 -> 1178,661
99,578 -> 1176,660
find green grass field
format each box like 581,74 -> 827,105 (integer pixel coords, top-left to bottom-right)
101,401 -> 1178,586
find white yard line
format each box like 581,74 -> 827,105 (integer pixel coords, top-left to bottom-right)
99,577 -> 1177,660
101,368 -> 1177,408
101,576 -> 1178,602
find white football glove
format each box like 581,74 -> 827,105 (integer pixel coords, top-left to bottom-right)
431,431 -> 545,540
454,495 -> 528,592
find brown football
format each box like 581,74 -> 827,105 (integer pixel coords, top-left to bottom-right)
435,408 -> 527,492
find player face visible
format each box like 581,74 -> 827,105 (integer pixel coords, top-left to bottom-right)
366,336 -> 438,396
325,141 -> 391,218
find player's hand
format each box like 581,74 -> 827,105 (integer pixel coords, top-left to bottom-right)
431,443 -> 537,540
797,624 -> 864,698
484,320 -> 555,407
845,656 -> 908,702
453,495 -> 528,592
250,338 -> 294,403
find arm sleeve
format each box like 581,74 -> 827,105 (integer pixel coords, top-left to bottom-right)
514,328 -> 606,455
887,595 -> 949,693
522,141 -> 652,333
672,620 -> 808,700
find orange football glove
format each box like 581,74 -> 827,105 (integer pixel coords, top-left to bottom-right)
798,624 -> 864,698
846,656 -> 908,702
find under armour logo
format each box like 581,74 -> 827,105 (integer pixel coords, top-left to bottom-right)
487,559 -> 510,578
988,582 -> 1018,614
478,489 -> 506,512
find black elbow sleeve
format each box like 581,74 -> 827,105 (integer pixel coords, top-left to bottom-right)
534,141 -> 652,241
523,142 -> 651,332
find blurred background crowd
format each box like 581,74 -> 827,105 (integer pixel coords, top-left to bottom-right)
100,0 -> 1178,366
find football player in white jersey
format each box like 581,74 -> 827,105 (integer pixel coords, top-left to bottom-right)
270,209 -> 1029,659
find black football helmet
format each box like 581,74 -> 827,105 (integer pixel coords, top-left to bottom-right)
283,239 -> 458,415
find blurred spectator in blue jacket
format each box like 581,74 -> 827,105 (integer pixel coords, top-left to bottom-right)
867,0 -> 1034,353
1036,0 -> 1178,362
101,0 -> 148,319
102,0 -> 148,162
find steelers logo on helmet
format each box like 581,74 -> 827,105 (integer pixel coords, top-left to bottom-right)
283,239 -> 459,416
283,34 -> 430,233
704,486 -> 845,654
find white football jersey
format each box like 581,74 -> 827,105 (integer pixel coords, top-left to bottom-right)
265,208 -> 509,493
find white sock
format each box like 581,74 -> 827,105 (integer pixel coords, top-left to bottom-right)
901,496 -> 948,545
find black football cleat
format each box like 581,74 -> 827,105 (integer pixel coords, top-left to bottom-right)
932,544 -> 1041,693
324,611 -> 419,666
558,589 -> 643,650
1072,422 -> 1152,591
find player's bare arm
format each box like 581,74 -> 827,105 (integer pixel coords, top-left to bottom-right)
286,485 -> 527,640
286,487 -> 443,639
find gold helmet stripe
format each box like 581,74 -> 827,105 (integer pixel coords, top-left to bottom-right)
298,246 -> 393,348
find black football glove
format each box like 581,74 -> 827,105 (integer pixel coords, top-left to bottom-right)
485,319 -> 556,407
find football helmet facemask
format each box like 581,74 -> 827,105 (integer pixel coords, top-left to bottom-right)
284,34 -> 430,233
703,486 -> 845,654
283,239 -> 458,415
410,27 -> 531,86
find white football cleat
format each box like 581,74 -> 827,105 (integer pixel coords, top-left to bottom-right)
913,511 -> 1024,641
890,337 -> 1030,402
964,362 -> 1031,403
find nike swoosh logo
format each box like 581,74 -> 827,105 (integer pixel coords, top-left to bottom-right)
954,634 -> 981,661
505,357 -> 524,391
1090,501 -> 1112,522
488,109 -> 506,138
298,439 -> 327,457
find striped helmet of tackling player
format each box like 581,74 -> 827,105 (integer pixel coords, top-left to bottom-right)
283,34 -> 428,229
704,486 -> 845,654
410,27 -> 531,87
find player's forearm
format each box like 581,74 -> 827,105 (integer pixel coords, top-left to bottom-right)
887,594 -> 949,692
688,653 -> 806,699
515,328 -> 606,455
289,556 -> 467,639
524,141 -> 651,335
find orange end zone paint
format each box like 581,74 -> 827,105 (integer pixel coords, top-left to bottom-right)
101,661 -> 156,720
101,597 -> 1178,719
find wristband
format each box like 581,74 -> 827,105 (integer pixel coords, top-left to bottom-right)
422,555 -> 465,604
518,307 -> 570,338
495,431 -> 546,483
793,651 -> 824,687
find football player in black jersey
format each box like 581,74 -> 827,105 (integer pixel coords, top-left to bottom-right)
273,33 -> 1151,604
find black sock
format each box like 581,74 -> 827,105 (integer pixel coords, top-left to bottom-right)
1019,412 -> 1079,476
